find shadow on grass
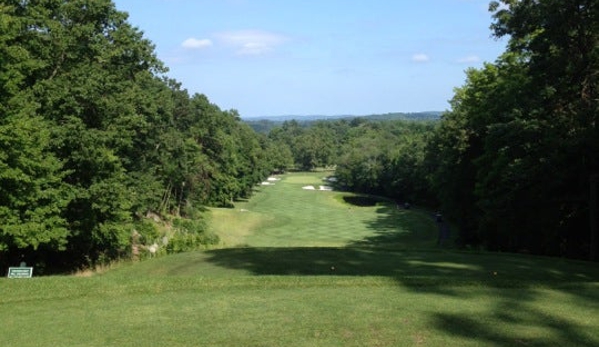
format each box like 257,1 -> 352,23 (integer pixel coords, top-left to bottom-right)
430,285 -> 599,347
342,195 -> 386,207
431,308 -> 595,347
352,205 -> 439,248
201,194 -> 599,346
203,247 -> 599,286
202,246 -> 599,346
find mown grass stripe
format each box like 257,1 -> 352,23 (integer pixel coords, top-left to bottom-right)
2,171 -> 598,347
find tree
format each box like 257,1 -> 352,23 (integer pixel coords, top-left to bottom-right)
427,1 -> 599,258
0,0 -> 277,271
335,120 -> 435,200
0,110 -> 71,262
385,125 -> 434,204
0,3 -> 71,269
0,0 -> 166,268
488,0 -> 599,258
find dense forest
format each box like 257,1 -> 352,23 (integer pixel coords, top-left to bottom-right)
1,0 -> 598,273
435,0 -> 598,260
0,0 -> 284,272
244,112 -> 443,134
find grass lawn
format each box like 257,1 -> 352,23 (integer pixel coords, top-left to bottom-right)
2,171 -> 599,347
210,172 -> 437,248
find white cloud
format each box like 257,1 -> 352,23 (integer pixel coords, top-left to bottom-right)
457,55 -> 480,63
215,30 -> 288,56
182,38 -> 213,49
412,53 -> 430,62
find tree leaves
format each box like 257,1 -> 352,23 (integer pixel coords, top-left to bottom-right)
0,0 -> 274,271
431,0 -> 599,258
0,112 -> 70,252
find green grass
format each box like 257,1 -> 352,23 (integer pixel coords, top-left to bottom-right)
2,171 -> 599,347
211,172 -> 438,248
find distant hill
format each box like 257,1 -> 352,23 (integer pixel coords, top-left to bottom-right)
244,111 -> 444,133
359,111 -> 443,121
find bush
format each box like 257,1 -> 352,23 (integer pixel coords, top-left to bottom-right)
134,219 -> 161,244
166,217 -> 219,253
166,232 -> 219,253
172,217 -> 207,234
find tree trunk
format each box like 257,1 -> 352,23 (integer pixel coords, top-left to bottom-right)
590,174 -> 598,261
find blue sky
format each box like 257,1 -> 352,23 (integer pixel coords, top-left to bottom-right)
112,0 -> 507,118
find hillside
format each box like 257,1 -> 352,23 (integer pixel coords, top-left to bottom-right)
244,111 -> 443,133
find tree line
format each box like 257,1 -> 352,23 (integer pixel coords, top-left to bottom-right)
0,0 -> 281,272
266,0 -> 599,261
431,0 -> 598,260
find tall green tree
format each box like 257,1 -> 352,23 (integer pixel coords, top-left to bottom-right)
0,108 -> 71,261
488,0 -> 599,258
429,0 -> 599,258
336,120 -> 434,200
0,0 -> 277,271
0,0 -> 164,267
0,3 -> 71,268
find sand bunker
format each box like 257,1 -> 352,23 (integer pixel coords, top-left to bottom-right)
267,177 -> 281,181
302,185 -> 332,191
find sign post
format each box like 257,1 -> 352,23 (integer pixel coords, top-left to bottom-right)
7,267 -> 34,278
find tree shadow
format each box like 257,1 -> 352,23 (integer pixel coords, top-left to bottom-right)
204,200 -> 599,292
201,246 -> 599,345
200,197 -> 599,345
430,285 -> 599,346
202,247 -> 599,287
351,205 -> 440,248
342,195 -> 386,207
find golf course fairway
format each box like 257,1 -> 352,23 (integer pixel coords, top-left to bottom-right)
2,172 -> 599,347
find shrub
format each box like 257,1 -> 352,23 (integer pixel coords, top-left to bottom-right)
166,217 -> 219,253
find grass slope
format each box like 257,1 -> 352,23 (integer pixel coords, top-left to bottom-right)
2,172 -> 599,347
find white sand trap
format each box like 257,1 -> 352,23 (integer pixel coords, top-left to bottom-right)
267,177 -> 280,181
319,185 -> 333,191
261,182 -> 273,185
302,185 -> 316,190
